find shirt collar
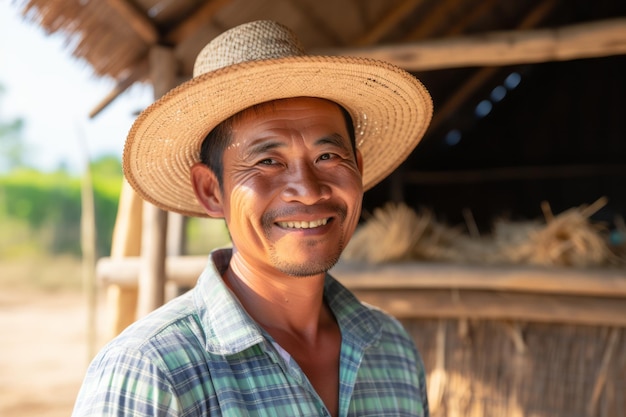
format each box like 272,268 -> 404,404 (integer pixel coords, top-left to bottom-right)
193,248 -> 382,355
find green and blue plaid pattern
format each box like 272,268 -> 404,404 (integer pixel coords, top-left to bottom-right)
72,249 -> 428,416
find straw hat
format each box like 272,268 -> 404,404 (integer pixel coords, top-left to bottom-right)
124,20 -> 433,217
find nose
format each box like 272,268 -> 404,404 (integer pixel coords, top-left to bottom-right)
281,160 -> 330,204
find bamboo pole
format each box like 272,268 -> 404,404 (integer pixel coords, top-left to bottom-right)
107,180 -> 142,338
77,123 -> 97,361
135,45 -> 177,318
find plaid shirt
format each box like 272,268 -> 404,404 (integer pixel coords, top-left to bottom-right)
73,249 -> 428,416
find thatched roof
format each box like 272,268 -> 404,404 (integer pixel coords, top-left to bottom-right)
17,0 -> 626,94
14,0 -> 626,226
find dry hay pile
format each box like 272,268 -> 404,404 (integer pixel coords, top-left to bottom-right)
343,202 -> 477,264
494,198 -> 618,267
343,197 -> 624,267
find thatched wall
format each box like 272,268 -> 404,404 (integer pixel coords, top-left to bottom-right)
340,199 -> 625,417
405,318 -> 625,417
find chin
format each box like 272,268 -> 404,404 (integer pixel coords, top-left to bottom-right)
270,252 -> 341,277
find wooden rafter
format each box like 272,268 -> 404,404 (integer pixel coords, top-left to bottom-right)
286,0 -> 343,45
402,0 -> 465,40
106,0 -> 158,44
429,0 -> 559,132
165,0 -> 233,44
89,59 -> 149,118
426,0 -> 498,38
319,17 -> 626,71
354,0 -> 424,46
90,0 -> 233,117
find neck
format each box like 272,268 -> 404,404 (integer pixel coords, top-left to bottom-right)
224,250 -> 330,337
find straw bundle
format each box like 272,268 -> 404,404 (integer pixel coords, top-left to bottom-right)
344,198 -> 621,267
343,202 -> 427,263
496,198 -> 615,267
343,202 -> 468,264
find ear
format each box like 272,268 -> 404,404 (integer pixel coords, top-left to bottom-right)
190,163 -> 224,218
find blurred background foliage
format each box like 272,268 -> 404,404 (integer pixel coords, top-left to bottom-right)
0,157 -> 121,258
0,84 -> 230,290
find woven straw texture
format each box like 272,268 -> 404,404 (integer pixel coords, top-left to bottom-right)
123,21 -> 432,216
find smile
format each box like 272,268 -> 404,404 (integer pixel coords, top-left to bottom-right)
277,218 -> 329,229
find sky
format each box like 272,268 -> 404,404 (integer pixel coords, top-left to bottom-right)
0,2 -> 153,173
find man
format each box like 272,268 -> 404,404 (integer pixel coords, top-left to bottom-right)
73,20 -> 433,416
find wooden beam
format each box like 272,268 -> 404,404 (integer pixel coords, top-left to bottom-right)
403,164 -> 626,184
428,0 -> 558,131
88,59 -> 148,119
106,0 -> 158,44
401,0 -> 464,41
165,0 -> 233,44
97,256 -> 626,298
427,0 -> 498,39
317,18 -> 626,70
334,262 -> 626,298
286,0 -> 343,46
97,256 -> 204,288
353,289 -> 626,327
354,0 -> 424,46
96,256 -> 626,326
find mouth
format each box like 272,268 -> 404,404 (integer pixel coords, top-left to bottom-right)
276,218 -> 329,229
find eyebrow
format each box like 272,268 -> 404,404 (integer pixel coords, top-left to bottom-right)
244,139 -> 285,159
316,133 -> 351,152
243,132 -> 351,159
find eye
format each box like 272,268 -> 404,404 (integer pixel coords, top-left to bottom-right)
258,158 -> 276,165
318,153 -> 334,161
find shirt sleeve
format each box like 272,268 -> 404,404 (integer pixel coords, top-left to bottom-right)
72,345 -> 182,417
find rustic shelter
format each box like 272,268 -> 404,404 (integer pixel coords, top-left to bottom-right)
15,0 -> 626,416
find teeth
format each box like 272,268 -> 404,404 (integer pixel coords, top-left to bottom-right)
278,218 -> 328,229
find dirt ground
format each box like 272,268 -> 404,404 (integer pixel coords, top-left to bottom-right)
0,289 -> 107,417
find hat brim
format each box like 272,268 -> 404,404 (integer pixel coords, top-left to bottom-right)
123,55 -> 433,217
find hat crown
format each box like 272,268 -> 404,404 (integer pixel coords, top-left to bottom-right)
193,20 -> 306,77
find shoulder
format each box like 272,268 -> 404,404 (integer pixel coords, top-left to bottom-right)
114,291 -> 203,355
99,290 -> 214,384
72,292 -> 209,416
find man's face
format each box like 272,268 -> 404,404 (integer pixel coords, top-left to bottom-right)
219,97 -> 363,277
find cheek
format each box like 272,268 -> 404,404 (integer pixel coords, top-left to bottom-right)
346,195 -> 363,234
227,185 -> 256,222
225,180 -> 273,235
330,170 -> 363,232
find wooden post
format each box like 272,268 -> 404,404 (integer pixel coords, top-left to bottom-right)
136,202 -> 168,316
136,45 -> 179,318
106,179 -> 142,338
